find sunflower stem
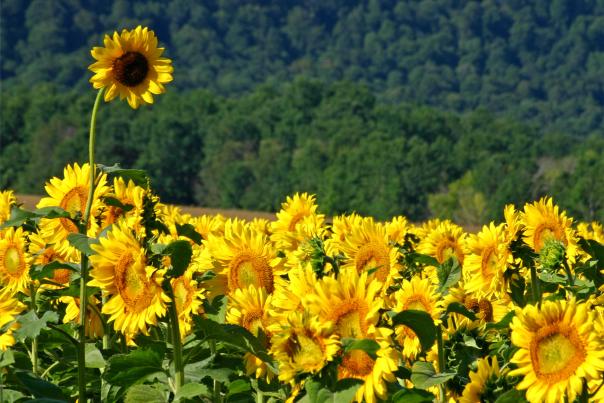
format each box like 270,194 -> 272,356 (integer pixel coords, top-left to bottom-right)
29,283 -> 38,376
529,264 -> 541,307
209,340 -> 223,402
78,87 -> 104,403
436,325 -> 446,403
562,260 -> 575,288
166,283 -> 184,393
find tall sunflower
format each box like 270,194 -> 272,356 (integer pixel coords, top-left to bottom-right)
89,222 -> 169,336
0,227 -> 31,295
459,356 -> 505,403
509,298 -> 604,403
37,163 -> 108,260
270,193 -> 325,253
89,26 -> 173,109
521,197 -> 577,259
269,310 -> 340,383
0,190 -> 16,225
391,276 -> 444,360
463,223 -> 510,297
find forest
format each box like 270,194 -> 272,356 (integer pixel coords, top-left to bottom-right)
2,0 -> 604,222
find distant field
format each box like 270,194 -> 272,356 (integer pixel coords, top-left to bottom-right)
16,194 -> 276,221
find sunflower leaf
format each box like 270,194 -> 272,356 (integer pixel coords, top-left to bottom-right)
14,311 -> 59,341
341,338 -> 380,359
103,345 -> 167,392
410,361 -> 456,389
103,196 -> 134,212
445,302 -> 478,321
436,257 -> 461,294
14,371 -> 66,400
67,233 -> 99,256
30,261 -> 80,280
388,310 -> 437,351
484,310 -> 515,330
98,164 -> 149,187
0,206 -> 71,229
175,223 -> 203,245
164,240 -> 193,277
391,388 -> 435,403
174,382 -> 210,400
124,384 -> 168,403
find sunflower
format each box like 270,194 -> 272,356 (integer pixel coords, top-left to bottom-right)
171,268 -> 205,338
282,215 -> 329,273
200,219 -> 282,297
189,214 -> 225,241
0,290 -> 26,351
391,276 -> 444,360
385,215 -> 410,245
522,197 -> 577,260
325,213 -> 363,256
338,218 -> 400,289
269,310 -> 340,383
509,298 -> 604,403
60,296 -> 104,339
304,268 -> 383,340
576,222 -> 604,244
338,327 -> 399,403
0,190 -> 16,225
463,223 -> 510,297
459,356 -> 504,403
89,222 -> 169,336
444,285 -> 509,328
503,204 -> 522,244
28,232 -> 72,289
89,25 -> 173,109
269,266 -> 319,321
37,163 -> 108,260
417,220 -> 466,266
271,193 -> 325,253
0,227 -> 31,295
226,285 -> 275,381
101,177 -> 145,230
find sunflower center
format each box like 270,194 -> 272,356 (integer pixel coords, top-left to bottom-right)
228,252 -> 274,293
3,246 -> 24,275
59,187 -> 88,233
241,311 -> 264,336
288,211 -> 308,231
355,242 -> 390,281
113,52 -> 149,87
480,247 -> 499,279
52,268 -> 71,284
115,252 -> 154,313
332,300 -> 368,338
533,224 -> 564,252
464,298 -> 494,322
436,238 -> 464,264
339,350 -> 375,378
290,333 -> 325,370
530,324 -> 586,383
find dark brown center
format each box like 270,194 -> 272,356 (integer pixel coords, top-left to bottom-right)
113,52 -> 148,87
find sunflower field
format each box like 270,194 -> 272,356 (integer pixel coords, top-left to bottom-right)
2,26 -> 604,403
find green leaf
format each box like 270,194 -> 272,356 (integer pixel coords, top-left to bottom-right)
0,349 -> 15,367
103,196 -> 134,212
15,371 -> 66,400
0,206 -> 71,229
410,361 -> 456,390
176,223 -> 203,245
389,310 -> 437,351
85,343 -> 106,368
164,240 -> 193,277
103,345 -> 166,388
539,271 -> 567,284
30,261 -> 79,280
197,368 -> 234,383
341,338 -> 380,359
436,257 -> 461,294
462,335 -> 480,349
409,253 -> 439,267
330,379 -> 363,403
445,302 -> 478,321
98,164 -> 149,187
1,389 -> 25,403
494,389 -> 528,403
391,388 -> 435,403
67,233 -> 99,256
485,311 -> 515,331
174,382 -> 210,400
14,311 -> 59,341
124,384 -> 167,403
204,295 -> 228,323
578,238 -> 604,262
227,379 -> 251,396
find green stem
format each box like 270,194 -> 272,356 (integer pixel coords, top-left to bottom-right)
209,340 -> 222,402
529,264 -> 542,306
78,87 -> 104,403
436,325 -> 446,403
562,260 -> 575,288
102,295 -> 110,350
166,283 -> 184,393
29,283 -> 38,375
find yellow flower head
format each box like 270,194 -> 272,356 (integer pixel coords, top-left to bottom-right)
503,204 -> 522,244
444,285 -> 509,328
89,222 -> 169,336
269,310 -> 340,383
37,163 -> 108,260
0,290 -> 26,351
417,220 -> 466,265
189,214 -> 225,241
60,296 -> 104,339
270,193 -> 324,253
325,213 -> 363,256
101,177 -> 146,230
459,356 -> 504,403
171,268 -> 205,338
576,221 -> 604,244
391,276 -> 444,360
337,217 -> 400,289
521,197 -> 577,259
270,266 -> 319,321
0,227 -> 31,295
28,232 -> 73,289
89,26 -> 173,109
463,223 -> 510,297
0,190 -> 16,225
509,298 -> 604,403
